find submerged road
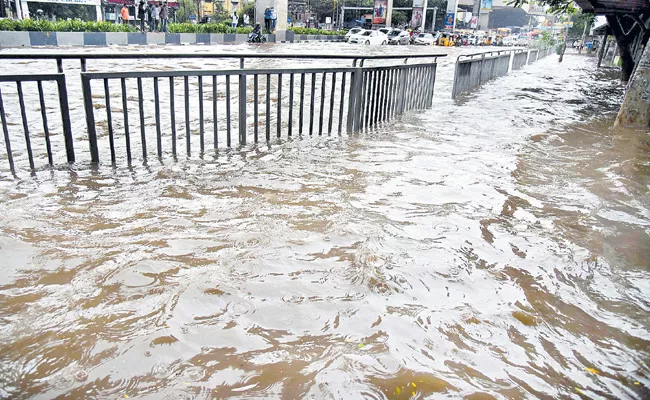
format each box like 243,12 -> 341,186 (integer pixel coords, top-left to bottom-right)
0,44 -> 649,399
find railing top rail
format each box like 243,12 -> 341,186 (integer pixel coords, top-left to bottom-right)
456,49 -> 519,62
81,61 -> 438,80
0,73 -> 65,82
0,52 -> 447,61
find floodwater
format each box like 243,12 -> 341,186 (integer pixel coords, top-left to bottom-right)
0,43 -> 649,399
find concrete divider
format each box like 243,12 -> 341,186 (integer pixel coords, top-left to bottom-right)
0,31 -> 345,48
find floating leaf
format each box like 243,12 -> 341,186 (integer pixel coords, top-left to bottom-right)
411,382 -> 417,387
395,387 -> 401,395
575,387 -> 583,394
634,381 -> 640,385
358,343 -> 365,348
585,367 -> 600,375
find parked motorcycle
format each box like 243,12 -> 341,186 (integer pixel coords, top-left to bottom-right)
248,23 -> 267,43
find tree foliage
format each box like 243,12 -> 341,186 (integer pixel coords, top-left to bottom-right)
507,0 -> 578,15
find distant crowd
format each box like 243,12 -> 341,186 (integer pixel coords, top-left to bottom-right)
120,1 -> 170,33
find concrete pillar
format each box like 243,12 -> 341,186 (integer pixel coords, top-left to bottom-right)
421,0 -> 428,31
615,41 -> 650,127
275,0 -> 287,31
385,0 -> 393,27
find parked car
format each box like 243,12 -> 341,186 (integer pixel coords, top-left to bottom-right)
517,34 -> 530,46
345,28 -> 364,42
388,30 -> 410,45
349,30 -> 388,45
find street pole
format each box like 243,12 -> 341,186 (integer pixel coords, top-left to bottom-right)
579,20 -> 588,53
432,6 -> 437,31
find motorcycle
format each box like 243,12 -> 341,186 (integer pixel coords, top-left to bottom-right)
248,24 -> 267,43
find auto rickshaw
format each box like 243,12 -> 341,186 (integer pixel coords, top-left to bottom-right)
438,33 -> 455,46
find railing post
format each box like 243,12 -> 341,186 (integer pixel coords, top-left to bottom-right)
56,58 -> 63,73
81,74 -> 98,163
346,67 -> 364,134
452,56 -> 461,99
239,71 -> 247,145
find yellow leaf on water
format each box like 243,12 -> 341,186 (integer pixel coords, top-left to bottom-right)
395,387 -> 401,395
412,391 -> 416,396
575,387 -> 583,394
358,343 -> 365,348
585,367 -> 600,375
124,396 -> 129,399
411,382 -> 416,387
634,381 -> 640,385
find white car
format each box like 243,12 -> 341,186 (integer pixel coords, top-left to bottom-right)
413,33 -> 435,45
502,36 -> 518,46
345,28 -> 364,42
349,30 -> 388,45
517,34 -> 530,46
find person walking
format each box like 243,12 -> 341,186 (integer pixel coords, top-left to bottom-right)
232,12 -> 238,29
120,4 -> 130,25
137,0 -> 146,32
160,2 -> 168,33
243,13 -> 250,27
264,7 -> 271,33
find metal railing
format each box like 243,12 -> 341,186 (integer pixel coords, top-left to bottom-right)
512,50 -> 528,71
452,47 -> 555,99
0,74 -> 74,172
0,52 -> 445,171
452,50 -> 511,99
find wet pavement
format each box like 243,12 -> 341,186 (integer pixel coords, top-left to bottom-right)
0,44 -> 649,399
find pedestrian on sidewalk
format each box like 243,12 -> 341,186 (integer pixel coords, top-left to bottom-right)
160,2 -> 168,33
270,7 -> 277,31
243,13 -> 250,27
146,3 -> 154,32
264,7 -> 271,33
232,12 -> 238,29
152,3 -> 160,32
121,4 -> 130,25
137,0 -> 146,32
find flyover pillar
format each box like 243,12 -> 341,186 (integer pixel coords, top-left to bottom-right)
385,0 -> 394,27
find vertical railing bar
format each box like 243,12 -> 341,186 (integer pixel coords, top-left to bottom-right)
381,69 -> 388,122
82,76 -> 99,164
277,73 -> 282,138
0,87 -> 14,171
373,70 -> 380,126
265,73 -> 270,141
169,77 -> 176,157
16,82 -> 34,169
254,74 -> 259,143
318,72 -> 326,136
103,79 -> 115,164
328,72 -> 336,135
213,75 -> 218,149
337,72 -> 346,136
121,77 -> 131,163
288,73 -> 294,137
153,77 -> 162,159
198,75 -> 204,153
299,73 -> 305,135
364,70 -> 372,128
226,75 -> 232,147
378,69 -> 386,123
184,76 -> 190,156
57,75 -> 75,164
309,73 -> 316,136
37,80 -> 53,166
137,77 -> 147,160
239,71 -> 247,145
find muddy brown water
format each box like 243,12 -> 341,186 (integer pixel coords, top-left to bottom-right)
0,44 -> 649,399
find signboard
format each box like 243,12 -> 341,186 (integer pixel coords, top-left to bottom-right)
373,0 -> 387,24
325,17 -> 331,23
480,0 -> 492,10
446,0 -> 456,13
412,0 -> 424,7
410,7 -> 423,28
444,13 -> 454,29
470,16 -> 478,28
